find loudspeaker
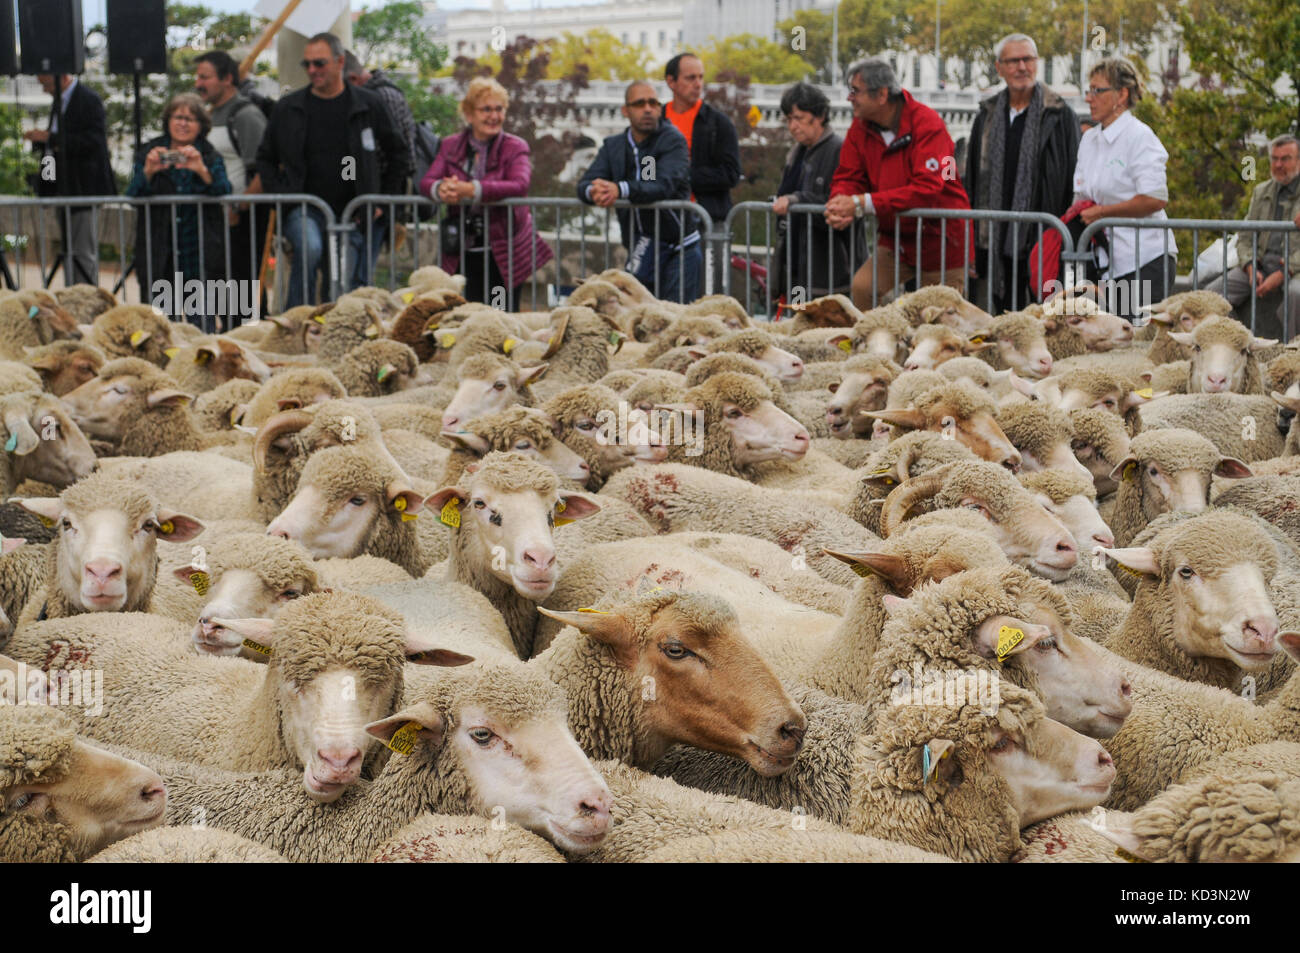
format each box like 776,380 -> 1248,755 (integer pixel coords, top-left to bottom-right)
0,0 -> 18,77
107,0 -> 166,75
17,0 -> 83,75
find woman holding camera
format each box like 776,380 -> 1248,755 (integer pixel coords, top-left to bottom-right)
126,93 -> 231,325
419,77 -> 552,312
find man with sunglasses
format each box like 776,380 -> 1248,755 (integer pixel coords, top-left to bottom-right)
578,80 -> 699,303
965,34 -> 1081,312
254,32 -> 409,306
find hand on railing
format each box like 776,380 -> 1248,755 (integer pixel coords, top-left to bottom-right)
823,194 -> 857,230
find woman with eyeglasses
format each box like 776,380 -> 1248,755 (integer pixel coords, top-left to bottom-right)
1071,56 -> 1176,319
126,92 -> 231,327
419,77 -> 553,312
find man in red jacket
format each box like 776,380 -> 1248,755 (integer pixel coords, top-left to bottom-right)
826,58 -> 972,309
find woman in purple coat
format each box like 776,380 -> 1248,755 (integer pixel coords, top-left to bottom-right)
420,77 -> 554,311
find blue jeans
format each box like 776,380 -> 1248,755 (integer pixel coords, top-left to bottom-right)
283,204 -> 370,307
345,215 -> 388,290
628,237 -> 702,304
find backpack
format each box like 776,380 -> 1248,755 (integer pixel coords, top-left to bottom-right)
238,79 -> 277,120
223,98 -> 266,160
412,121 -> 442,218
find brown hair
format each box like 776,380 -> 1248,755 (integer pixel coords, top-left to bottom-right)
163,92 -> 212,138
1090,56 -> 1143,108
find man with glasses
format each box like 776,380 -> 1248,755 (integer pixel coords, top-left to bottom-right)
965,34 -> 1080,312
1205,135 -> 1300,340
578,80 -> 699,303
825,58 -> 972,309
254,32 -> 409,306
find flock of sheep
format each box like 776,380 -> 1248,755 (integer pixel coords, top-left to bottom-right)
2,268 -> 1299,863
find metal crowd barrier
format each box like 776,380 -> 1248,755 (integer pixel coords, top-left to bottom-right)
0,193 -> 335,334
1071,217 -> 1299,337
339,194 -> 715,307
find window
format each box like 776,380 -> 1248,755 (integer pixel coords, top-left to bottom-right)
640,31 -> 647,46
622,32 -> 629,44
962,58 -> 972,87
659,30 -> 666,47
912,57 -> 921,87
1044,57 -> 1053,84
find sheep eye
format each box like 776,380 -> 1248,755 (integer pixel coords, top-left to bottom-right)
472,499 -> 486,509
1178,566 -> 1195,579
1103,399 -> 1116,408
1193,345 -> 1201,352
493,380 -> 507,391
661,642 -> 690,660
10,792 -> 34,810
348,496 -> 366,507
1147,465 -> 1158,477
60,518 -> 72,531
577,420 -> 595,431
110,384 -> 129,395
280,589 -> 301,600
515,440 -> 533,450
990,736 -> 1014,753
725,408 -> 743,419
468,727 -> 494,746
637,402 -> 653,413
1035,638 -> 1058,652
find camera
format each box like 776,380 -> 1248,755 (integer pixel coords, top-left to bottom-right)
159,149 -> 184,167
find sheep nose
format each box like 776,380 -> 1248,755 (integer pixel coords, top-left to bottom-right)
523,548 -> 556,570
1035,356 -> 1053,375
1092,530 -> 1115,548
792,429 -> 809,446
903,359 -> 921,371
441,413 -> 459,430
84,560 -> 121,584
827,405 -> 843,419
578,460 -> 590,473
1243,617 -> 1278,651
779,720 -> 806,749
268,527 -> 291,540
318,747 -> 361,772
1120,678 -> 1132,698
1206,374 -> 1228,390
577,789 -> 612,823
1097,749 -> 1114,769
1056,537 -> 1077,557
140,782 -> 166,803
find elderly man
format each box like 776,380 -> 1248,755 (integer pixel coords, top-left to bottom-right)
825,58 -> 972,309
578,80 -> 698,303
965,33 -> 1081,312
1205,134 -> 1300,340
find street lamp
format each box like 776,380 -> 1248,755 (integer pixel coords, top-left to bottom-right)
936,0 -> 942,88
832,0 -> 839,85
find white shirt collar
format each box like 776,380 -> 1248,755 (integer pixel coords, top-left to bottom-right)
1100,108 -> 1135,144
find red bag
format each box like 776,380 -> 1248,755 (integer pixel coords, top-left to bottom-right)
1028,200 -> 1099,298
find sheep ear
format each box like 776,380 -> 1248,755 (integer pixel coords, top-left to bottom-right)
1279,632 -> 1300,664
1,407 -> 39,456
268,315 -> 295,330
1251,336 -> 1279,351
208,616 -> 276,647
195,343 -> 220,364
1271,390 -> 1300,413
78,323 -> 95,338
1147,310 -> 1174,325
1108,455 -> 1139,483
880,593 -> 909,616
542,314 -> 571,359
1096,814 -> 1149,860
23,350 -> 62,372
129,330 -> 152,348
537,606 -> 635,652
684,346 -> 710,362
1168,331 -> 1195,346
1099,546 -> 1159,577
823,549 -> 912,592
828,333 -> 853,353
405,643 -> 475,666
862,409 -> 927,431
155,511 -> 205,542
365,702 -> 446,754
827,381 -> 840,394
920,739 -> 957,784
919,305 -> 944,324
1214,457 -> 1253,479
11,496 -> 61,523
147,388 -> 193,408
276,397 -> 304,411
973,615 -> 1048,660
518,363 -> 549,386
423,487 -> 466,524
441,431 -> 491,456
556,493 -> 601,524
3,536 -> 26,553
386,485 -> 425,517
1031,378 -> 1062,406
172,564 -> 210,585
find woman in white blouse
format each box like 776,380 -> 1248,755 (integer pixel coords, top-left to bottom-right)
1072,56 -> 1176,319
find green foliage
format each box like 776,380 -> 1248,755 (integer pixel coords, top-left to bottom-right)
696,34 -> 813,85
0,103 -> 39,196
777,0 -> 913,84
546,29 -> 653,81
354,1 -> 446,76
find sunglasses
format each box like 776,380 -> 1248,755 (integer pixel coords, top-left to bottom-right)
1085,86 -> 1115,97
301,58 -> 331,70
625,98 -> 660,109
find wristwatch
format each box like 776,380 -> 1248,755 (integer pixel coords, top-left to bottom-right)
853,193 -> 867,218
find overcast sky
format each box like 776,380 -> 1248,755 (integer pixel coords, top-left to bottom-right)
79,0 -> 608,24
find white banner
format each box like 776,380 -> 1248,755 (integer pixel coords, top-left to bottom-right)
253,0 -> 350,37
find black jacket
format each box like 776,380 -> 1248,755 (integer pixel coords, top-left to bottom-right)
254,83 -> 410,218
32,81 -> 116,197
965,85 -> 1081,252
771,129 -> 858,299
578,121 -> 696,248
662,99 -> 742,228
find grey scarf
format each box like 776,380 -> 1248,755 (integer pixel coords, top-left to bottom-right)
977,83 -> 1044,257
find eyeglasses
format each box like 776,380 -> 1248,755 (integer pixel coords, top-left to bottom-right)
1084,86 -> 1115,97
625,98 -> 660,109
476,104 -> 505,114
170,114 -> 198,124
847,85 -> 873,99
301,58 -> 331,70
999,56 -> 1037,67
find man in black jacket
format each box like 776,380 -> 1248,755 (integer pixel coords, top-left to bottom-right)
965,33 -> 1081,312
578,81 -> 699,303
255,32 -> 409,306
663,53 -> 741,299
23,74 -> 116,286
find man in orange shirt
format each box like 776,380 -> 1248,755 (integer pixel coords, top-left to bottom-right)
663,53 -> 741,299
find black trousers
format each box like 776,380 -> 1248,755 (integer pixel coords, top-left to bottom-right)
462,247 -> 517,313
1108,255 -> 1176,323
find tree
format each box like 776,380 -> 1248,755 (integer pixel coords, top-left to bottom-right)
354,1 -> 445,75
776,0 -> 914,84
546,29 -> 653,82
696,34 -> 813,85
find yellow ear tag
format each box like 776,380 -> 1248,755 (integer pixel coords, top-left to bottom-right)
164,347 -> 181,360
129,330 -> 145,347
393,496 -> 407,511
849,563 -> 875,578
189,570 -> 210,596
1114,560 -> 1144,578
195,350 -> 213,365
1135,387 -> 1153,399
969,335 -> 986,345
384,721 -> 423,756
554,499 -> 575,527
577,607 -> 610,614
502,337 -> 517,354
229,406 -> 241,426
547,335 -> 556,349
837,339 -> 853,353
442,333 -> 456,348
241,638 -> 273,657
996,625 -> 1025,662
401,292 -> 414,304
38,514 -> 56,528
439,497 -> 461,528
158,520 -> 174,535
313,315 -> 327,325
401,513 -> 418,522
1114,846 -> 1148,863
1122,462 -> 1136,482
